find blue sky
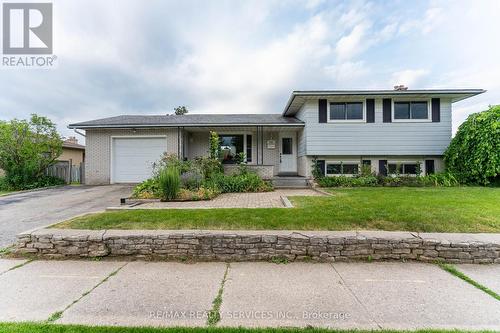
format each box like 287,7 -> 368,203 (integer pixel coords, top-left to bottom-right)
1,0 -> 499,140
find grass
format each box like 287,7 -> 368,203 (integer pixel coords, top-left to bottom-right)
207,263 -> 230,326
0,323 -> 497,333
56,187 -> 500,233
438,263 -> 500,301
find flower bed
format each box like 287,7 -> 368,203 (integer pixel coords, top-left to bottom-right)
132,153 -> 272,201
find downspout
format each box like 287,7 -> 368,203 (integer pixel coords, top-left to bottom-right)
73,129 -> 86,137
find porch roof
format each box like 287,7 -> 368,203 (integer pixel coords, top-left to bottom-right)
68,114 -> 304,129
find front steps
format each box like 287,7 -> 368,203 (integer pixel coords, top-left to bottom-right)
272,175 -> 310,189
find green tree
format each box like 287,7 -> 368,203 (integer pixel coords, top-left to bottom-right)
0,114 -> 62,189
444,105 -> 500,185
174,106 -> 188,115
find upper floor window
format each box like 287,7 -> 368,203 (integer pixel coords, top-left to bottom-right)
329,102 -> 364,121
393,101 -> 429,120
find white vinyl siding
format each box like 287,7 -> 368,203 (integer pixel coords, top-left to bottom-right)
298,98 -> 452,156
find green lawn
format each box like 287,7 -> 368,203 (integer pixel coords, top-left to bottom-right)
0,323 -> 495,333
56,187 -> 500,233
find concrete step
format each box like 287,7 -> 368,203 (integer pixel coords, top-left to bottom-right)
272,177 -> 310,189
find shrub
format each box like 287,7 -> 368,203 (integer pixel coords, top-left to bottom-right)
444,105 -> 500,185
193,156 -> 222,179
204,172 -> 273,193
311,157 -> 323,180
419,172 -> 459,187
317,175 -> 378,187
316,172 -> 459,188
152,153 -> 192,177
157,166 -> 181,201
180,170 -> 203,190
132,178 -> 160,199
177,186 -> 219,201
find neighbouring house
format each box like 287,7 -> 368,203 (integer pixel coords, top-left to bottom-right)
59,137 -> 85,166
46,137 -> 86,183
68,88 -> 484,185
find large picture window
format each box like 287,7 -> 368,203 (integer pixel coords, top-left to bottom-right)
394,101 -> 428,120
329,102 -> 363,121
219,135 -> 244,164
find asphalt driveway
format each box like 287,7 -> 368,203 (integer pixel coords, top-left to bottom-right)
0,185 -> 132,248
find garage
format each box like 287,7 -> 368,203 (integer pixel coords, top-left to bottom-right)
111,137 -> 166,183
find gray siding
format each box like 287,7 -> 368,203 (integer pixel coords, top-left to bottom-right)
295,98 -> 452,156
295,105 -> 307,157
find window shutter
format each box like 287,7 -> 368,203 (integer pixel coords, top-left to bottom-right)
366,99 -> 375,123
316,160 -> 326,176
382,99 -> 392,123
379,160 -> 387,176
425,160 -> 435,175
318,99 -> 327,123
432,98 -> 440,122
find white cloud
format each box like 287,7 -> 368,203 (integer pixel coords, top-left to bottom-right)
1,0 -> 500,140
335,23 -> 369,61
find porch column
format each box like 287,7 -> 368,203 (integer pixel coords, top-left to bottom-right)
256,126 -> 259,165
260,126 -> 264,165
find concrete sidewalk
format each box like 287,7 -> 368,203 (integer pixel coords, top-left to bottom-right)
0,259 -> 499,330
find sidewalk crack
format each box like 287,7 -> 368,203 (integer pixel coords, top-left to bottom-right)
329,263 -> 382,329
47,261 -> 128,323
206,262 -> 230,326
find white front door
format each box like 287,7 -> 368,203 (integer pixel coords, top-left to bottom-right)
279,132 -> 297,173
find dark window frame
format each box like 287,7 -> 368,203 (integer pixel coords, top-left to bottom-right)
393,101 -> 429,120
387,162 -> 419,175
325,162 -> 360,175
219,134 -> 244,164
329,102 -> 364,121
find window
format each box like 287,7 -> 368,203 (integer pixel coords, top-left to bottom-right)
246,135 -> 252,162
388,162 -> 419,175
219,135 -> 244,164
329,102 -> 363,121
326,162 -> 359,175
394,101 -> 429,120
282,138 -> 292,155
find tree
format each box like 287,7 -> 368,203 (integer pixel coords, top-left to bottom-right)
0,114 -> 62,188
444,105 -> 500,185
174,106 -> 188,115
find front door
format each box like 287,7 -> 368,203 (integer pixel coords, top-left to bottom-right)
279,132 -> 297,173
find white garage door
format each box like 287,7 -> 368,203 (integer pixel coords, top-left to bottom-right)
112,137 -> 166,183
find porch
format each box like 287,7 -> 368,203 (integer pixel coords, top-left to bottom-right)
177,126 -> 304,179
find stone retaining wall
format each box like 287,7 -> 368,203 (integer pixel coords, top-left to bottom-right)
15,229 -> 500,263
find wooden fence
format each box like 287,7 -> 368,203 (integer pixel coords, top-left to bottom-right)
46,162 -> 84,184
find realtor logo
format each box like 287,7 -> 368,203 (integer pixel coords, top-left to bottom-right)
2,2 -> 52,54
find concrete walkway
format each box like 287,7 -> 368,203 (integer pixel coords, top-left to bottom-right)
130,189 -> 323,209
0,259 -> 499,330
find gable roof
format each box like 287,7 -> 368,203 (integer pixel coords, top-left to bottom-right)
68,114 -> 304,129
283,89 -> 486,116
62,141 -> 85,150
